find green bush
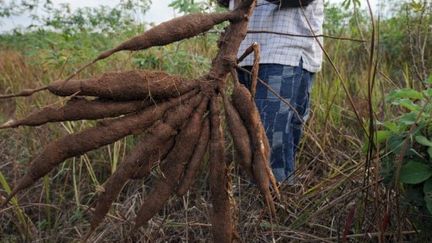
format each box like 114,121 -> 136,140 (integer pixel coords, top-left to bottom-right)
379,76 -> 432,215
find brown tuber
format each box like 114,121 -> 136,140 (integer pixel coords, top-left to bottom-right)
209,96 -> 236,243
95,11 -> 241,61
0,90 -> 200,208
88,94 -> 204,232
176,117 -> 210,196
133,97 -> 209,229
49,70 -> 198,100
231,84 -> 279,217
0,70 -> 197,100
0,97 -> 153,129
0,1 -> 286,242
222,93 -> 253,177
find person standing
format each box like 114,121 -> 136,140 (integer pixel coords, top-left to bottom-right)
220,0 -> 324,184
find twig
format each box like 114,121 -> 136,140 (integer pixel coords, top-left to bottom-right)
0,86 -> 48,99
247,30 -> 366,42
322,230 -> 418,240
361,0 -> 379,233
298,2 -> 369,139
206,30 -> 367,43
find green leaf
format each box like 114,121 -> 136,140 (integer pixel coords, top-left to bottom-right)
426,197 -> 432,215
399,112 -> 417,125
424,89 -> 432,98
415,136 -> 432,147
387,134 -> 405,153
425,178 -> 432,194
425,178 -> 432,214
383,121 -> 400,133
426,76 -> 432,84
375,130 -> 392,144
387,88 -> 423,102
428,147 -> 432,158
398,99 -> 420,111
399,161 -> 432,184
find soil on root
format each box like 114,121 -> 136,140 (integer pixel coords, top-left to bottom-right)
95,11 -> 240,61
48,70 -> 198,100
133,97 -> 209,229
89,91 -> 206,232
0,90 -> 200,208
90,123 -> 177,232
223,93 -> 253,177
231,84 -> 278,217
176,117 -> 210,196
209,96 -> 236,243
0,97 -> 153,129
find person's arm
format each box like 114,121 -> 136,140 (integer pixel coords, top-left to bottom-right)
265,0 -> 315,8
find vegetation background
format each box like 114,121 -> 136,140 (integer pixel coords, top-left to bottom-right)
0,0 -> 431,242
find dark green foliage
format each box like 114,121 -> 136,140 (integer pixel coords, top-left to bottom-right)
377,78 -> 432,241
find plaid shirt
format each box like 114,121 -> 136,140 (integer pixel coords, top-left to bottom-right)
230,0 -> 324,73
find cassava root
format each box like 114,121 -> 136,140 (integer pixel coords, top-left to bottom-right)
95,11 -> 242,62
133,97 -> 209,229
209,96 -> 236,243
0,97 -> 153,129
222,93 -> 253,177
49,70 -> 198,100
0,90 -> 200,208
231,83 -> 279,217
176,117 -> 210,196
0,1 -> 285,242
89,93 -> 204,232
0,70 -> 197,100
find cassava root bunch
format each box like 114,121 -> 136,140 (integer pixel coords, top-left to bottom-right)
0,0 -> 279,241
